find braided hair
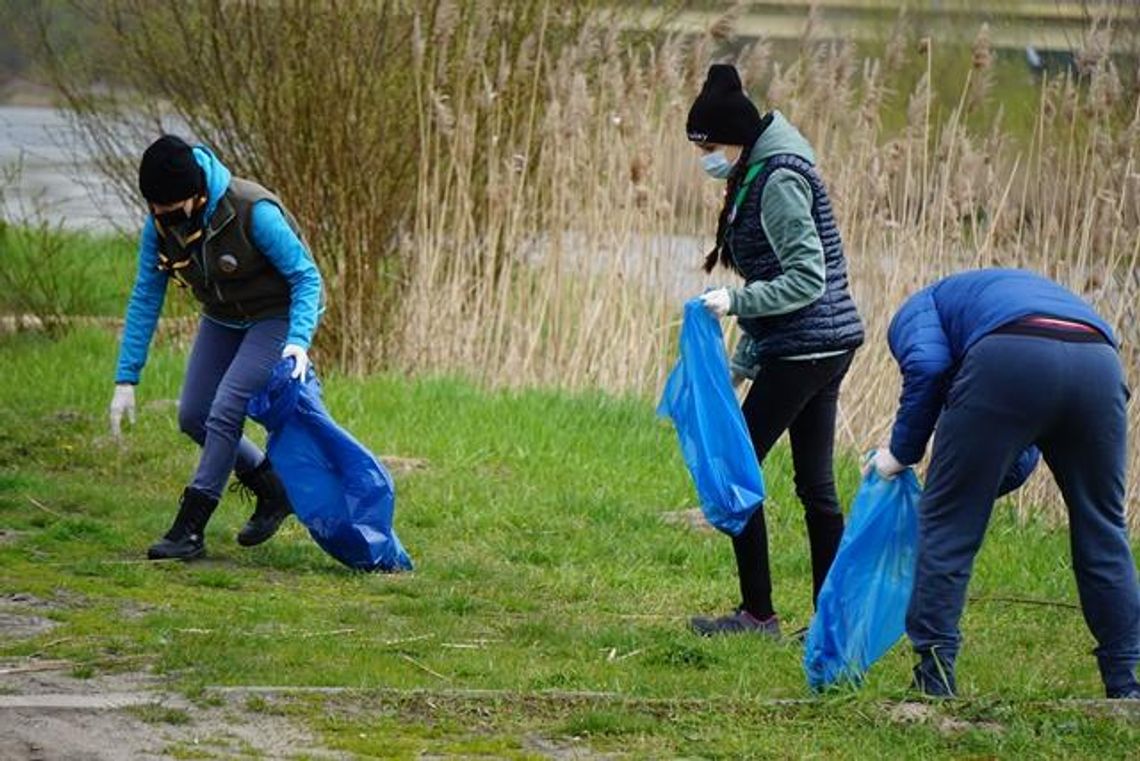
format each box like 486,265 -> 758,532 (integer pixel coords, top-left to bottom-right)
701,111 -> 774,274
703,137 -> 759,275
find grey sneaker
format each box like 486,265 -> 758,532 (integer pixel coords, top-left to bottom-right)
689,608 -> 781,638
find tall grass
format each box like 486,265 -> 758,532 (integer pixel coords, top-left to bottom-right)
0,163 -> 138,332
40,0 -> 598,374
746,13 -> 1140,520
396,4 -> 1140,526
39,2 -> 1140,525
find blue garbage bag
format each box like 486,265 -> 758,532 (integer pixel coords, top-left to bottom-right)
804,469 -> 920,690
247,359 -> 413,572
656,299 -> 765,536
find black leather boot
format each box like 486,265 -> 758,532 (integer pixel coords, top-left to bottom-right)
148,487 -> 217,560
234,459 -> 293,547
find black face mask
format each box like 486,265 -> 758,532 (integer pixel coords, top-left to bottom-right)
154,206 -> 191,228
154,199 -> 205,247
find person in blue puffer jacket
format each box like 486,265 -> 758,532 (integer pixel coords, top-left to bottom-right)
107,135 -> 323,561
867,268 -> 1140,699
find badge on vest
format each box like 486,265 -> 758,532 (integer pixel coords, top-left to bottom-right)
217,254 -> 239,274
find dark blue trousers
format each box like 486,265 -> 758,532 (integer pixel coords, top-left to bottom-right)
178,316 -> 288,500
906,333 -> 1140,695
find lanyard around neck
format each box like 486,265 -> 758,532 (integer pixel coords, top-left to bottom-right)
728,161 -> 766,225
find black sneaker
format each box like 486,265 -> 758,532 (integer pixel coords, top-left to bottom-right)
690,608 -> 781,638
911,653 -> 957,698
148,487 -> 217,560
232,459 -> 293,547
1107,683 -> 1140,699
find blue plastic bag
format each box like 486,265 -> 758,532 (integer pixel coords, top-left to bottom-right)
247,359 -> 413,572
656,299 -> 765,536
804,469 -> 921,690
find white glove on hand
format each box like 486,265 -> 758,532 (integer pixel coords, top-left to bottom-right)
700,288 -> 732,317
109,384 -> 136,437
282,344 -> 311,380
863,448 -> 906,480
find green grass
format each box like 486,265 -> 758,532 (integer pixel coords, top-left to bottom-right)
0,224 -> 138,318
2,327 -> 1139,759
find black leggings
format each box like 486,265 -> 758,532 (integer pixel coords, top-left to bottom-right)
733,351 -> 853,619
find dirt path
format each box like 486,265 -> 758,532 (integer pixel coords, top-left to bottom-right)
0,667 -> 347,760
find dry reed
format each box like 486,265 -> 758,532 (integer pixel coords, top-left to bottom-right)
42,2 -> 1140,527
397,4 -> 1140,528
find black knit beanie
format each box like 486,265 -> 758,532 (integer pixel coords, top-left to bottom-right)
138,135 -> 205,204
686,64 -> 763,146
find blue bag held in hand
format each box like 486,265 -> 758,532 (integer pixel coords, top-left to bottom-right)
804,469 -> 921,690
247,359 -> 413,572
656,299 -> 765,536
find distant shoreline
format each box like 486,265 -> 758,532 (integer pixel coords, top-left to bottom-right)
0,78 -> 61,109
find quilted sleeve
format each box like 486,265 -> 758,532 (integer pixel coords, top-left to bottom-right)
887,290 -> 955,465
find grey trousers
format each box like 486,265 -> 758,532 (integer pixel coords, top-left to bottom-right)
178,316 -> 287,500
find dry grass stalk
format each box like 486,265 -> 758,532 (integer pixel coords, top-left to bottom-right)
400,9 -> 1140,529
42,3 -> 1140,528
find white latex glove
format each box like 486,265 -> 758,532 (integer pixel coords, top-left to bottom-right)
863,448 -> 906,480
282,344 -> 311,380
109,384 -> 136,437
700,288 -> 732,317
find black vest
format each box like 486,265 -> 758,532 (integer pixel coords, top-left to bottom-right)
726,154 -> 864,358
156,178 -> 299,323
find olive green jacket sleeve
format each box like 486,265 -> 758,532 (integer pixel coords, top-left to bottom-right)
726,168 -> 826,318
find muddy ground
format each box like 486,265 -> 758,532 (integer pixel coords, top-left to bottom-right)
0,592 -> 343,760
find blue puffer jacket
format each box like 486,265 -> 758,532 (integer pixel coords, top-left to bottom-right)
115,146 -> 322,384
887,268 -> 1116,466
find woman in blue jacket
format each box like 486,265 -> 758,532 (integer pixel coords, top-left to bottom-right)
685,65 -> 864,637
869,269 -> 1140,699
108,135 -> 322,561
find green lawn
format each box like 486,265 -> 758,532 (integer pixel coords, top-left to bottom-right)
2,328 -> 1138,759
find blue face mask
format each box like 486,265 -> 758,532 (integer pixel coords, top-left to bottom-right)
701,151 -> 735,180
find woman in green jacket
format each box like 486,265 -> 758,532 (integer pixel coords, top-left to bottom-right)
686,65 -> 864,637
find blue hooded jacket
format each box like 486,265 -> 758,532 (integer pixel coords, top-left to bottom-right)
115,146 -> 322,384
887,269 -> 1116,468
